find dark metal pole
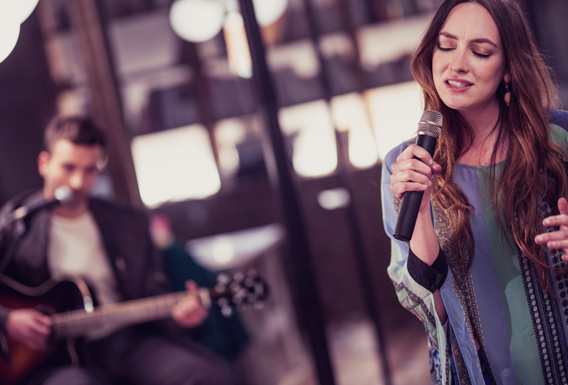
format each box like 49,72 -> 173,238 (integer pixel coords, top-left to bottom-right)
302,0 -> 393,383
236,1 -> 337,384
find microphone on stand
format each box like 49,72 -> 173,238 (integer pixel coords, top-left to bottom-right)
12,186 -> 74,222
393,110 -> 443,242
0,186 -> 74,275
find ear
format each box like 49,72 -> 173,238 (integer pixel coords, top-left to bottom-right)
38,151 -> 50,177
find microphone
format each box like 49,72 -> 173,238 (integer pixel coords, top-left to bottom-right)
393,110 -> 443,242
12,186 -> 74,221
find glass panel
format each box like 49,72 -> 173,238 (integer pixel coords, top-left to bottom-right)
365,80 -> 423,160
131,124 -> 221,207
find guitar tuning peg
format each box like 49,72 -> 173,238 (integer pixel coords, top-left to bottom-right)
221,305 -> 233,317
253,300 -> 264,310
217,273 -> 231,285
216,297 -> 229,308
233,272 -> 244,282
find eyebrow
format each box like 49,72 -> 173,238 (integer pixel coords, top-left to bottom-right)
438,32 -> 498,47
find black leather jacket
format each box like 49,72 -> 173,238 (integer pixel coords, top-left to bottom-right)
0,190 -> 172,332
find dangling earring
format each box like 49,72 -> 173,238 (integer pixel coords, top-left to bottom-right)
503,73 -> 511,107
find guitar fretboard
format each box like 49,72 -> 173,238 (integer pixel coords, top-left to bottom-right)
51,290 -> 205,338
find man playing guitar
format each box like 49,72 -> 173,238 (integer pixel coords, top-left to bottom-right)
0,116 -> 234,384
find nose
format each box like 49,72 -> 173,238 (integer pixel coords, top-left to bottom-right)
450,48 -> 469,74
68,171 -> 86,190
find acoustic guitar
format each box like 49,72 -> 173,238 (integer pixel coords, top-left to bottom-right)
0,270 -> 267,385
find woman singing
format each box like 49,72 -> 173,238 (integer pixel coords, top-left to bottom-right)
381,0 -> 568,383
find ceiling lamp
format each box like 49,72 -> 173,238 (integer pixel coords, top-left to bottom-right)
252,0 -> 288,26
0,0 -> 40,64
169,0 -> 226,43
14,0 -> 40,23
0,0 -> 39,24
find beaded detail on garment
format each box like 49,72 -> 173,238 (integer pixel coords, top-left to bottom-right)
432,202 -> 497,385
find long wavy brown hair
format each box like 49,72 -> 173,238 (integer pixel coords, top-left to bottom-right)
411,0 -> 568,290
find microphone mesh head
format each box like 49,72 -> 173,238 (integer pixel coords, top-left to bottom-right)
417,110 -> 443,138
54,186 -> 74,205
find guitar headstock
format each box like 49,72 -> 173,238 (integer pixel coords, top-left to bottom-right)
210,269 -> 268,316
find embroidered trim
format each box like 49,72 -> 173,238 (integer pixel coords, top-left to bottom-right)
392,280 -> 438,351
518,199 -> 568,385
450,323 -> 472,385
518,250 -> 568,384
542,200 -> 568,332
432,203 -> 497,384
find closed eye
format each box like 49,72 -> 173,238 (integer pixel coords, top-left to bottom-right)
473,51 -> 490,59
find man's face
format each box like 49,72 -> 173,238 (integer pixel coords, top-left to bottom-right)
38,139 -> 103,214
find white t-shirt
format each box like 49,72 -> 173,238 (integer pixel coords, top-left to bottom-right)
48,211 -> 121,305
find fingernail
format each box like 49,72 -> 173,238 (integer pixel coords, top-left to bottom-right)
429,159 -> 433,165
543,219 -> 550,225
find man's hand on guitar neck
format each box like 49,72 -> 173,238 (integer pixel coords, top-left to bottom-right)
6,308 -> 52,351
171,280 -> 208,328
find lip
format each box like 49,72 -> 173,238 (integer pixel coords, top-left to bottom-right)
445,78 -> 473,92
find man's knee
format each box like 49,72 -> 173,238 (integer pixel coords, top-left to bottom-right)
193,360 -> 234,385
39,366 -> 108,385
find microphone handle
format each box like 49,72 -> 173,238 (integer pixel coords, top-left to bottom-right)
393,134 -> 438,242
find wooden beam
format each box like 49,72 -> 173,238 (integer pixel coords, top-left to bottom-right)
65,0 -> 142,207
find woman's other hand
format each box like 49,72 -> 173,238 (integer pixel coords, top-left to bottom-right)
535,197 -> 568,260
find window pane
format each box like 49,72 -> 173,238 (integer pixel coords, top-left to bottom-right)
131,124 -> 221,207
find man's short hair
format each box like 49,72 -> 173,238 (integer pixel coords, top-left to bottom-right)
44,115 -> 107,152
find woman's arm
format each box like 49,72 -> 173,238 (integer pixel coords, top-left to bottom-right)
382,142 -> 447,324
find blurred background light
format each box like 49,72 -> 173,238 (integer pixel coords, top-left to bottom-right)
169,0 -> 225,43
210,236 -> 236,264
317,188 -> 351,210
215,118 -> 247,177
252,0 -> 288,27
131,124 -> 221,207
331,93 -> 379,169
365,81 -> 424,160
279,100 -> 337,178
187,224 -> 284,270
224,11 -> 252,78
0,11 -> 20,64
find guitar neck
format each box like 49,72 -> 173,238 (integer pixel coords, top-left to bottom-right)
51,289 -> 210,339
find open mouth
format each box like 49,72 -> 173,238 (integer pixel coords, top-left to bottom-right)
446,80 -> 473,88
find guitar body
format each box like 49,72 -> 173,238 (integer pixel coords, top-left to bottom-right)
0,277 -> 88,385
0,270 -> 266,385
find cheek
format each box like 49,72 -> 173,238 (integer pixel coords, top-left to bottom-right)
83,174 -> 99,190
479,68 -> 504,94
475,59 -> 505,88
431,55 -> 446,85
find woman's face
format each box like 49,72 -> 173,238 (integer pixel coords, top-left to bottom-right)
432,2 -> 506,115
